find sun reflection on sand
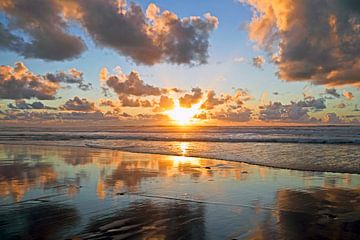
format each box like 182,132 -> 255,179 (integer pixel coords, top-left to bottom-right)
180,142 -> 188,155
0,144 -> 360,239
0,144 -> 359,203
165,142 -> 201,167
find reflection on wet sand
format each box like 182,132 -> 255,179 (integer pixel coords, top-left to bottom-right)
275,188 -> 360,240
245,188 -> 360,240
75,200 -> 205,239
0,144 -> 359,239
0,162 -> 56,202
0,202 -> 79,239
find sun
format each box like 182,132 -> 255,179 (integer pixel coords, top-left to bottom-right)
165,101 -> 201,125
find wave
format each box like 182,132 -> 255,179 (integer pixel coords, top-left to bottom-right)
1,133 -> 359,144
83,142 -> 360,174
1,138 -> 359,174
1,126 -> 359,174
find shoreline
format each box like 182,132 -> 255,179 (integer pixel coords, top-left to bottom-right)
1,141 -> 359,175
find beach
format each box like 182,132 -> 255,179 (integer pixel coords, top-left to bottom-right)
1,0 -> 360,238
0,143 -> 359,239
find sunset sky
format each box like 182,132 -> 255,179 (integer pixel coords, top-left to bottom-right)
1,0 -> 359,125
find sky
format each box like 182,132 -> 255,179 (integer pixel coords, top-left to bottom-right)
0,0 -> 359,126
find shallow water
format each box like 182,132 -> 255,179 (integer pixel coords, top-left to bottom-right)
1,126 -> 359,173
0,144 -> 359,239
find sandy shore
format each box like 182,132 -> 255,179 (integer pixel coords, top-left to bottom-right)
0,144 -> 359,239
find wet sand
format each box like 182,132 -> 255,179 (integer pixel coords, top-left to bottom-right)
0,144 -> 359,239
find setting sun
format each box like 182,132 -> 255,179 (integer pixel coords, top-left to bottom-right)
1,0 -> 359,239
165,101 -> 202,125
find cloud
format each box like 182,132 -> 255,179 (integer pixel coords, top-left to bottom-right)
179,87 -> 203,108
60,97 -> 96,112
0,0 -> 218,65
252,56 -> 265,69
343,91 -> 354,100
296,98 -> 326,111
135,113 -> 169,121
0,62 -> 59,100
231,88 -> 252,107
103,67 -> 167,97
78,1 -> 218,65
323,112 -> 343,124
336,103 -> 346,109
169,87 -> 184,93
242,0 -> 360,86
99,68 -> 108,82
99,99 -> 124,116
354,105 -> 360,112
7,100 -> 56,110
0,22 -> 25,52
234,56 -> 246,63
45,68 -> 92,91
118,95 -> 153,108
200,90 -> 227,110
0,109 -> 118,121
259,97 -> 326,122
99,99 -> 119,109
324,88 -> 341,98
0,0 -> 85,60
214,108 -> 252,122
153,95 -> 175,112
0,62 -> 91,100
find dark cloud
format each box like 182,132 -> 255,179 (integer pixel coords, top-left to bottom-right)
0,62 -> 91,100
336,103 -> 346,109
259,97 -> 326,122
60,97 -> 96,112
99,99 -> 118,108
324,88 -> 341,98
252,56 -> 265,69
118,94 -> 153,108
135,113 -> 169,121
170,87 -> 184,93
45,69 -> 92,91
103,68 -> 166,97
0,109 -> 118,121
214,108 -> 252,122
243,0 -> 360,86
296,98 -> 326,111
354,105 -> 360,112
179,87 -> 203,108
0,62 -> 59,100
76,1 -> 218,65
200,90 -> 227,110
0,0 -> 85,60
119,112 -> 132,118
0,22 -> 25,52
7,100 -> 56,110
230,88 -> 252,108
323,112 -> 343,124
0,0 -> 218,64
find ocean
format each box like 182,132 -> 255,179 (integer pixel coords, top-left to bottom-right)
1,125 -> 359,173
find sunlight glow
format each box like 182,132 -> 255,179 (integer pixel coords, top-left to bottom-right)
180,142 -> 188,156
165,101 -> 202,125
169,155 -> 201,167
